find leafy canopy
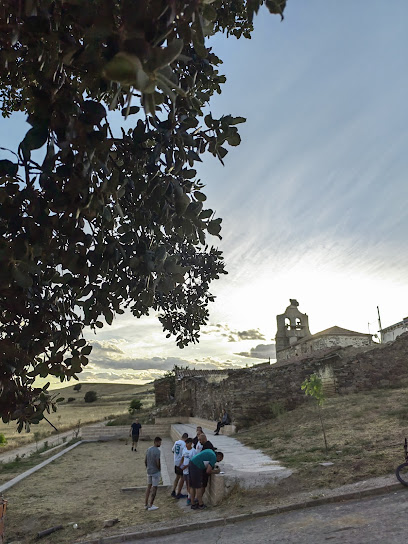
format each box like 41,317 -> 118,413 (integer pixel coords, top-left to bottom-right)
0,0 -> 286,430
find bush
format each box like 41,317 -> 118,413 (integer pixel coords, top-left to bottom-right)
84,391 -> 98,403
67,397 -> 75,403
128,399 -> 143,414
73,384 -> 82,392
0,433 -> 7,447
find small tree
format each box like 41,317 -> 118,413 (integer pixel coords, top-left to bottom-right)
73,384 -> 82,392
84,391 -> 98,403
301,374 -> 328,454
128,399 -> 143,415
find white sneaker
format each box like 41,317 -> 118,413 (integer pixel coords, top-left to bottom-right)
147,505 -> 159,511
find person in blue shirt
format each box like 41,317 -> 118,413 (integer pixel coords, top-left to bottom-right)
129,419 -> 142,451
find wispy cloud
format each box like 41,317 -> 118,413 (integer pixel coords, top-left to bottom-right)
236,344 -> 276,360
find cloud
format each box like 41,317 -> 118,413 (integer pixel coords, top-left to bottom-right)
236,343 -> 276,360
202,323 -> 265,342
90,340 -> 125,355
91,355 -> 191,372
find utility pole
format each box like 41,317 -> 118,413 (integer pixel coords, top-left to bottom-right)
377,306 -> 383,343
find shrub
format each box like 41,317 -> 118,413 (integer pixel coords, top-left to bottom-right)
128,399 -> 143,414
0,433 -> 7,447
67,397 -> 75,403
73,384 -> 82,392
84,391 -> 98,403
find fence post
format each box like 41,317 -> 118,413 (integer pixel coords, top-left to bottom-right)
0,497 -> 7,544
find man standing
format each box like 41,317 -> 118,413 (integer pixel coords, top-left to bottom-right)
189,449 -> 224,509
129,418 -> 142,451
144,436 -> 162,511
199,433 -> 216,452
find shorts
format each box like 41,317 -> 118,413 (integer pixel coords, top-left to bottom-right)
132,435 -> 139,443
147,472 -> 161,487
188,462 -> 204,489
174,465 -> 183,476
183,473 -> 189,482
202,471 -> 209,488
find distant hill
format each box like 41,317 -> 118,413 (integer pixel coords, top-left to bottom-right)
49,382 -> 154,401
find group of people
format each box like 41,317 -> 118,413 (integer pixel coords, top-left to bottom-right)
144,426 -> 224,512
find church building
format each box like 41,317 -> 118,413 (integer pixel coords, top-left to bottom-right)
275,299 -> 374,362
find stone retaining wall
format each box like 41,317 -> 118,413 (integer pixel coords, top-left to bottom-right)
81,424 -> 170,441
171,333 -> 408,428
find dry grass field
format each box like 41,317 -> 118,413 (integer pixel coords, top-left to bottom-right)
2,383 -> 408,543
0,383 -> 154,452
238,385 -> 408,490
3,440 -> 183,544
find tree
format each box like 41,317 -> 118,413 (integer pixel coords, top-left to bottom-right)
0,0 -> 286,430
128,398 -> 143,414
301,374 -> 329,454
84,390 -> 98,403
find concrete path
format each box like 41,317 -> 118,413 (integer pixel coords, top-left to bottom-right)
172,423 -> 292,489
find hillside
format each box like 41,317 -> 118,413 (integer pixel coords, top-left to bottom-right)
0,382 -> 154,451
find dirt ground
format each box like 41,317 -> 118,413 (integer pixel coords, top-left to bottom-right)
3,440 -> 182,544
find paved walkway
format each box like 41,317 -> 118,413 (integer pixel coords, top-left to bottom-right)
172,423 -> 292,488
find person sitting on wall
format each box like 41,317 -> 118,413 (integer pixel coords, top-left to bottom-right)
214,409 -> 231,435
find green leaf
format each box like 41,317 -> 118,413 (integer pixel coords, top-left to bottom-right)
0,159 -> 18,176
121,106 -> 140,116
12,264 -> 33,288
207,219 -> 222,236
103,308 -> 114,325
81,100 -> 107,125
194,191 -> 207,202
22,125 -> 48,151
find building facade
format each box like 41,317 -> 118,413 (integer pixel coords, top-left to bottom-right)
275,300 -> 373,362
380,317 -> 408,343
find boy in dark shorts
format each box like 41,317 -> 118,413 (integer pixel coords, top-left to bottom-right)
171,432 -> 188,498
189,449 -> 224,509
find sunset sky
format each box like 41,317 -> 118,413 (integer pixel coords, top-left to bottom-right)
2,0 -> 408,385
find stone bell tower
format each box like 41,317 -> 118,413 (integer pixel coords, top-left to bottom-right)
275,299 -> 311,353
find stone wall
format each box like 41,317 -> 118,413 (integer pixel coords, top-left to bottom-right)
278,334 -> 372,361
172,333 -> 408,429
154,377 -> 173,406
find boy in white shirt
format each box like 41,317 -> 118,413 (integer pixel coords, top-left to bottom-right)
179,438 -> 196,506
171,432 -> 188,499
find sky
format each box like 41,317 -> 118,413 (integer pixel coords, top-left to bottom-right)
2,0 -> 408,385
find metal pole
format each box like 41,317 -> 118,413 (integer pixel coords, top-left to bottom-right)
377,306 -> 383,343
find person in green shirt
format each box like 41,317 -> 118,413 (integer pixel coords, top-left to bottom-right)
189,449 -> 224,509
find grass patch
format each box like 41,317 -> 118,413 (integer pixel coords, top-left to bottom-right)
236,385 -> 408,489
0,382 -> 154,451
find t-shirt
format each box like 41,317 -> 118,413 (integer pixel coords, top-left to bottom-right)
202,440 -> 216,451
146,446 -> 161,475
172,439 -> 185,466
191,449 -> 217,470
131,423 -> 142,436
194,442 -> 203,454
180,447 -> 196,475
